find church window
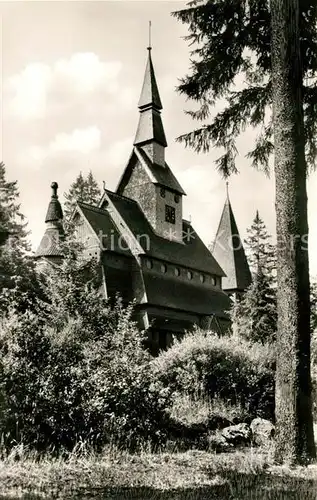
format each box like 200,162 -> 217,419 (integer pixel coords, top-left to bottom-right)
161,263 -> 167,273
200,274 -> 205,283
211,276 -> 217,286
165,205 -> 175,224
187,270 -> 193,280
160,187 -> 166,198
146,259 -> 153,269
174,267 -> 180,277
174,194 -> 180,204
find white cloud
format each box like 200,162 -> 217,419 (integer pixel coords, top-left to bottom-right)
20,126 -> 102,168
50,126 -> 101,154
8,63 -> 52,119
55,53 -> 122,93
6,53 -> 122,119
106,137 -> 133,166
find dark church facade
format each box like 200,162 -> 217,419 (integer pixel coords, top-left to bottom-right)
35,47 -> 251,349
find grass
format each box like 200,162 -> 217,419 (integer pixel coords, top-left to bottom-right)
169,392 -> 249,428
0,444 -> 316,499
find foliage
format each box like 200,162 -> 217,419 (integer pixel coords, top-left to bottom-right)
172,1 -> 317,175
0,162 -> 41,315
230,273 -> 277,343
63,171 -> 101,224
230,211 -> 277,343
244,210 -> 276,279
153,329 -> 275,421
0,249 -> 171,452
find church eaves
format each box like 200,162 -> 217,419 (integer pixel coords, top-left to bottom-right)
212,189 -> 252,292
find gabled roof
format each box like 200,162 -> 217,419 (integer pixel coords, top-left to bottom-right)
106,189 -> 225,277
138,48 -> 162,110
212,195 -> 252,291
76,202 -> 132,257
116,146 -> 186,196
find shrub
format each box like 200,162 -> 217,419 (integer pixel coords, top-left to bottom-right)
0,251 -> 171,452
153,329 -> 275,421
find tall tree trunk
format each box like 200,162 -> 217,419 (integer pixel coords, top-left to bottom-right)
270,0 -> 316,464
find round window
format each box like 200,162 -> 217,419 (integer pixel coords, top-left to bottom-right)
174,267 -> 180,277
211,276 -> 217,286
187,270 -> 193,280
161,263 -> 167,273
174,194 -> 180,204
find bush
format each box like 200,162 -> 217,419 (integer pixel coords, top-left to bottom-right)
153,329 -> 275,421
0,251 -> 171,452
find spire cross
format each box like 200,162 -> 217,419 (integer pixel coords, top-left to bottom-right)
148,20 -> 152,51
226,180 -> 229,199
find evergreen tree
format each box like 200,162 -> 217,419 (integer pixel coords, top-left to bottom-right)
173,0 -> 316,463
0,162 -> 29,250
64,171 -> 101,222
0,163 -> 40,314
231,212 -> 277,343
172,1 -> 317,174
244,210 -> 276,281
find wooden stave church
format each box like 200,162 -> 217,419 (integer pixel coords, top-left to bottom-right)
35,46 -> 251,350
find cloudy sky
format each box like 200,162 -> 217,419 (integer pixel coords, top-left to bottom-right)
1,1 -> 317,274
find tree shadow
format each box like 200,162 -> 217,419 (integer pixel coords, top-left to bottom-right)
0,468 -> 316,499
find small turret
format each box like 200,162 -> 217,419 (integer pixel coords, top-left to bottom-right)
35,182 -> 64,262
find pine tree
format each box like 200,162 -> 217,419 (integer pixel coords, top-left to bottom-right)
173,0 -> 316,463
231,212 -> 277,343
0,163 -> 40,313
0,162 -> 29,250
64,171 -> 101,222
245,210 -> 276,281
172,1 -> 317,174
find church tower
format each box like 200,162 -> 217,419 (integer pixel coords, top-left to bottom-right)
212,185 -> 252,299
116,44 -> 186,242
34,182 -> 64,265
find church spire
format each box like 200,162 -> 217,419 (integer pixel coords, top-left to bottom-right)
35,182 -> 64,262
212,185 -> 252,295
134,28 -> 167,163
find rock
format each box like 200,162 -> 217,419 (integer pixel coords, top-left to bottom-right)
207,415 -> 232,430
221,423 -> 251,446
208,432 -> 233,452
250,418 -> 275,447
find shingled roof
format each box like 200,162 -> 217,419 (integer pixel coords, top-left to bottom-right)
106,190 -> 225,277
35,182 -> 64,259
76,202 -> 132,257
212,194 -> 252,292
116,147 -> 186,196
142,272 -> 230,317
